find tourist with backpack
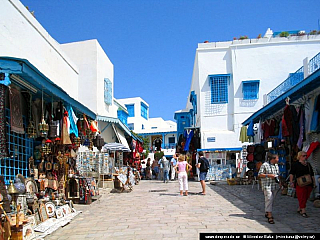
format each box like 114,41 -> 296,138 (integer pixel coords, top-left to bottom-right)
197,151 -> 209,195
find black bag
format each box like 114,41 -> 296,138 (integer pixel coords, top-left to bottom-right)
201,157 -> 210,172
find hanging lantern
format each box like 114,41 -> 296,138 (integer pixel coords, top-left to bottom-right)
93,135 -> 105,151
73,137 -> 81,148
39,116 -> 49,137
27,121 -> 36,138
38,88 -> 49,137
27,92 -> 36,138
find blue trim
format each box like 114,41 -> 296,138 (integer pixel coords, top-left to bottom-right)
0,57 -> 96,119
197,148 -> 242,152
242,68 -> 320,125
138,131 -> 177,136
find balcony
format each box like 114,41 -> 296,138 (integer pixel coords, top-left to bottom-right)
266,52 -> 320,104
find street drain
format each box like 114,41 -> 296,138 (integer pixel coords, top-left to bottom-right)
149,190 -> 168,192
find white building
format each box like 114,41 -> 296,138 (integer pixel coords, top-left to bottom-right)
0,0 -> 133,152
176,28 -> 320,160
117,97 -> 177,156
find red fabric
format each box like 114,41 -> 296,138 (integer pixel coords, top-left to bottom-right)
282,115 -> 289,137
306,141 -> 320,159
261,119 -> 275,139
295,185 -> 313,209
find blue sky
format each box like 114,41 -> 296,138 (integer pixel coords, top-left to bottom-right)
20,0 -> 320,121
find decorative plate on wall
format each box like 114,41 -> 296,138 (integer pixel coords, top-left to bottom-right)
25,178 -> 38,195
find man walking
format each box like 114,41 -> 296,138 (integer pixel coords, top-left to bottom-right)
162,157 -> 170,183
170,154 -> 177,180
258,154 -> 280,224
197,151 -> 209,195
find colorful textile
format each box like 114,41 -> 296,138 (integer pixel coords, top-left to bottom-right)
67,105 -> 79,137
9,87 -> 24,134
183,129 -> 194,151
239,126 -> 249,143
247,120 -> 255,137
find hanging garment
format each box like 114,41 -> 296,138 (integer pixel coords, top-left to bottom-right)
239,126 -> 249,143
257,120 -> 263,141
297,105 -> 305,149
67,105 -> 79,137
261,119 -> 275,139
306,141 -> 320,159
0,85 -> 7,159
61,111 -> 72,145
247,120 -> 255,137
192,129 -> 201,149
154,138 -> 162,151
310,94 -> 320,133
9,87 -> 24,134
183,129 -> 194,151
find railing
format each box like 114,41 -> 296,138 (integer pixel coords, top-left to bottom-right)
267,66 -> 304,103
308,52 -> 320,75
266,52 -> 320,104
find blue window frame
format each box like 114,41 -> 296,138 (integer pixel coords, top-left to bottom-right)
125,104 -> 135,117
209,75 -> 229,104
1,109 -> 33,184
117,110 -> 128,126
242,80 -> 260,100
168,137 -> 175,144
128,123 -> 134,130
141,102 -> 148,120
104,78 -> 112,105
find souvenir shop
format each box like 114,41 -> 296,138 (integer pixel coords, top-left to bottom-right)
240,69 -> 320,196
0,67 -> 103,238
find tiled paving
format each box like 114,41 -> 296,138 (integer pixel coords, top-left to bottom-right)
44,180 -> 320,239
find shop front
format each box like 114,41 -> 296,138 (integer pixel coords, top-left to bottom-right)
241,53 -> 320,198
0,58 -> 103,238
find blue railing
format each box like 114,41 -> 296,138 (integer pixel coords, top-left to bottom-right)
267,66 -> 304,103
308,52 -> 320,75
267,52 -> 320,104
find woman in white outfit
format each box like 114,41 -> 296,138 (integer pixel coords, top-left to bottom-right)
174,154 -> 192,196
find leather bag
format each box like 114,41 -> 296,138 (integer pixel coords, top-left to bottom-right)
296,163 -> 313,187
297,174 -> 312,187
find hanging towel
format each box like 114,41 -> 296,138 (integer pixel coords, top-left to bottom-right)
239,126 -> 249,143
67,105 -> 79,137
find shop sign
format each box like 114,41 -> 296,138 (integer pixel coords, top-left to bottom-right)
207,137 -> 216,142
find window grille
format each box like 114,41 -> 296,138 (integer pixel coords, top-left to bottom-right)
141,102 -> 148,120
128,123 -> 134,130
1,109 -> 33,185
210,75 -> 229,104
125,104 -> 134,117
117,110 -> 128,126
242,80 -> 260,100
104,78 -> 112,105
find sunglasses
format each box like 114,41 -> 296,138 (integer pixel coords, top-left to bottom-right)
302,155 -> 307,157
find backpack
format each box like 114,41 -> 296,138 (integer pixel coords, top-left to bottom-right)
201,157 -> 210,172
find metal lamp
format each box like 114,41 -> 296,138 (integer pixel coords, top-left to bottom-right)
8,180 -> 19,212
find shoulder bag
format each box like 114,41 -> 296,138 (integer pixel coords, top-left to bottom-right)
296,163 -> 312,187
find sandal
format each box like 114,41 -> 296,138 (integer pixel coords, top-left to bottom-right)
267,217 -> 275,224
301,213 -> 309,218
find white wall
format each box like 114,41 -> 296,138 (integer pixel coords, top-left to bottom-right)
61,40 -> 117,118
117,97 -> 149,131
190,36 -> 320,150
0,0 -> 79,100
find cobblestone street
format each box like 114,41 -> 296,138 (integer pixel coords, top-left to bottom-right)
45,180 -> 320,240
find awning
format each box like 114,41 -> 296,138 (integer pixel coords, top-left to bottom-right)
0,57 -> 95,119
242,68 -> 320,126
112,124 -> 130,150
197,148 -> 242,152
96,115 -> 143,142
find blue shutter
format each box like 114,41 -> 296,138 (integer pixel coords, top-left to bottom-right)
242,80 -> 260,100
210,75 -> 229,104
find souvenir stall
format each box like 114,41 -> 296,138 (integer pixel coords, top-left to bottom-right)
0,73 -> 98,238
176,127 -> 201,180
101,143 -> 140,191
241,62 -> 320,200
